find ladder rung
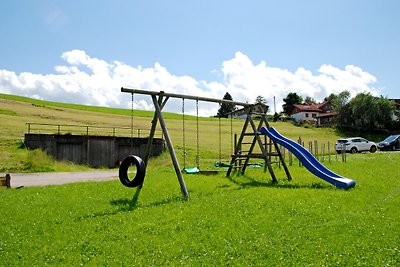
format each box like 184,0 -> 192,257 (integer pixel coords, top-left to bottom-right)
230,165 -> 243,169
232,154 -> 267,159
242,133 -> 258,136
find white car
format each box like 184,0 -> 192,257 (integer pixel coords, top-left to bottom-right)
335,137 -> 377,154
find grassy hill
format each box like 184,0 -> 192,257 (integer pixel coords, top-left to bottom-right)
0,93 -> 399,265
1,93 -> 342,173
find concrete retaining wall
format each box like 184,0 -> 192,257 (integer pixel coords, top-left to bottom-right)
24,134 -> 165,168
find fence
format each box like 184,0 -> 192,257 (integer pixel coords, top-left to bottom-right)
277,138 -> 347,167
26,123 -> 163,139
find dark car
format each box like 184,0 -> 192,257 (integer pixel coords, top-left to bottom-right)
378,134 -> 400,151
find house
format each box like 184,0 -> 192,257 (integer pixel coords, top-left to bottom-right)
315,111 -> 337,126
290,100 -> 335,126
231,103 -> 269,119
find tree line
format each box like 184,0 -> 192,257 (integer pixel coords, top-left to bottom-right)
282,91 -> 399,131
217,91 -> 399,132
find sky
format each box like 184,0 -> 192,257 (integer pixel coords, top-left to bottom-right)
0,0 -> 399,116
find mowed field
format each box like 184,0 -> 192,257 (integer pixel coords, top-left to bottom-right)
0,93 -> 399,266
0,93 -> 341,172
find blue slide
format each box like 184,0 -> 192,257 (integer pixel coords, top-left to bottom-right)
260,126 -> 356,189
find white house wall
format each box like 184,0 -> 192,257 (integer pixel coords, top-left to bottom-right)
291,112 -> 319,122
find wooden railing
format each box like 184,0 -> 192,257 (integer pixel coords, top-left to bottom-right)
26,123 -> 162,138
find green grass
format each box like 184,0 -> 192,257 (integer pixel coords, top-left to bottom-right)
1,152 -> 399,265
0,140 -> 93,173
0,93 -> 183,119
0,93 -> 343,173
0,94 -> 398,265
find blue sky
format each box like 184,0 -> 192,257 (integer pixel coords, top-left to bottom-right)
0,0 -> 399,115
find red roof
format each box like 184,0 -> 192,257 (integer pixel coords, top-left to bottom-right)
292,100 -> 331,113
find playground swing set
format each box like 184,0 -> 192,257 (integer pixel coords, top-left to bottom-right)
118,87 -> 292,197
181,98 -> 235,174
118,87 -> 356,198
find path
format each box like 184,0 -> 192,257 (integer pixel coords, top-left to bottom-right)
0,170 -> 118,187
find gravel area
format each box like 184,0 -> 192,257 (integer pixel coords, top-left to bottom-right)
0,171 -> 118,188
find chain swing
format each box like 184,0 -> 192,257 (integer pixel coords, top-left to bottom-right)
181,99 -> 201,174
214,110 -> 234,168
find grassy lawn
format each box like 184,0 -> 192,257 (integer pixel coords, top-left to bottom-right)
0,93 -> 341,173
0,93 -> 399,265
1,152 -> 399,265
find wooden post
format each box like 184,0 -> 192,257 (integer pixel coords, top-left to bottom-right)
272,141 -> 292,181
227,115 -> 250,176
0,174 -> 11,188
328,141 -> 331,163
5,174 -> 11,188
298,137 -> 302,167
341,144 -> 346,163
151,95 -> 189,198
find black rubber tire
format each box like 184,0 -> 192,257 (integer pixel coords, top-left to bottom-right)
370,146 -> 377,153
350,147 -> 358,154
119,155 -> 146,188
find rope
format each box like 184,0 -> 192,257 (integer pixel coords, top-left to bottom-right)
196,100 -> 200,168
130,93 -> 134,152
230,113 -> 233,154
182,98 -> 186,169
219,116 -> 222,162
131,93 -> 134,139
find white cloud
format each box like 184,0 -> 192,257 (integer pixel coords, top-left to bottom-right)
0,49 -> 380,116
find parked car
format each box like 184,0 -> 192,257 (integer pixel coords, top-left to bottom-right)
335,137 -> 377,154
377,134 -> 400,151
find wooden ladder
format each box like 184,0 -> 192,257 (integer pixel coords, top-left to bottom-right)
226,107 -> 291,182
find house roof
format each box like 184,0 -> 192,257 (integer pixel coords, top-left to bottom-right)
391,99 -> 400,108
230,102 -> 269,116
292,100 -> 331,113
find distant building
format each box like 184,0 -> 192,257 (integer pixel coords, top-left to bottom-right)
290,100 -> 336,126
231,103 -> 269,119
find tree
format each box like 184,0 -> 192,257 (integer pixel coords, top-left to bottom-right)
255,95 -> 267,105
217,92 -> 236,118
304,96 -> 315,104
337,93 -> 394,131
282,92 -> 303,115
331,90 -> 350,113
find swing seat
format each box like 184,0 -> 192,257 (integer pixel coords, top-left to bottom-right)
183,167 -> 200,174
246,162 -> 264,168
214,161 -> 234,168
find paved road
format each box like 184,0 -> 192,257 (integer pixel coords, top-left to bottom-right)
0,171 -> 118,187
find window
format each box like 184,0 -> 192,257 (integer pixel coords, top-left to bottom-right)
305,113 -> 309,118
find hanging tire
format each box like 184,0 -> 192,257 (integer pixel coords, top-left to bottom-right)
119,155 -> 146,188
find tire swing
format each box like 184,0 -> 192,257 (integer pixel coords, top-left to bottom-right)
119,155 -> 146,188
119,93 -> 146,188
